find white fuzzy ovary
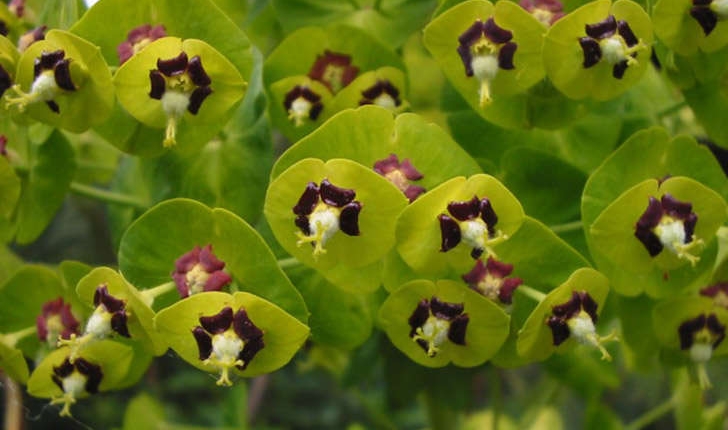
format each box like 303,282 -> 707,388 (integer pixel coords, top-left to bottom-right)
308,206 -> 340,247
185,264 -> 210,295
461,219 -> 488,251
373,93 -> 397,110
713,0 -> 728,18
29,72 -> 60,102
690,342 -> 713,363
567,311 -> 597,346
655,218 -> 686,254
471,54 -> 499,82
84,308 -> 112,339
417,316 -> 451,357
161,90 -> 190,119
600,37 -> 626,65
477,274 -> 503,301
211,331 -> 244,365
61,372 -> 87,397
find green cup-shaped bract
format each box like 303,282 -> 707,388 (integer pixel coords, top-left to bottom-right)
154,291 -> 309,378
652,296 -> 728,356
268,76 -> 334,141
265,157 -> 408,291
652,0 -> 728,55
329,67 -> 408,113
379,279 -> 510,367
543,0 -> 653,101
118,198 -> 308,323
396,174 -> 524,277
517,268 -> 609,362
8,30 -> 114,132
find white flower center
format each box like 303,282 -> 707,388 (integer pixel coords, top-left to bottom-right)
61,372 -> 87,397
185,264 -> 210,295
477,274 -> 503,301
84,308 -> 113,339
471,54 -> 499,82
30,72 -> 60,101
211,331 -> 244,365
690,342 -> 713,363
414,316 -> 451,357
308,206 -> 340,247
461,219 -> 488,251
161,90 -> 190,119
600,37 -> 626,65
373,93 -> 397,110
568,312 -> 597,345
655,218 -> 686,253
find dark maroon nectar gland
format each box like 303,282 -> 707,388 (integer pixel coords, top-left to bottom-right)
191,306 -> 265,386
0,63 -> 11,98
148,51 -> 213,147
36,297 -> 80,348
407,296 -> 469,357
5,50 -> 78,113
307,50 -> 358,94
292,179 -> 362,258
700,282 -> 728,309
50,357 -> 102,417
283,85 -> 323,127
172,244 -> 232,298
372,154 -> 425,202
462,257 -> 522,306
546,291 -> 617,360
17,26 -> 46,52
678,313 -> 726,388
117,24 -> 167,65
438,195 -> 506,259
359,80 -> 402,111
578,15 -> 647,79
457,18 -> 517,106
634,193 -> 703,265
519,0 -> 565,26
690,0 -> 728,36
59,284 -> 131,361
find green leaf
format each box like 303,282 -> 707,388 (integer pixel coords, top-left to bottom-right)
153,291 -> 309,377
118,198 -> 308,322
0,265 -> 63,337
652,0 -> 728,56
396,174 -> 524,276
122,393 -> 167,430
683,80 -> 728,148
379,279 -> 510,367
14,130 -> 76,245
0,340 -> 29,384
0,155 -> 20,230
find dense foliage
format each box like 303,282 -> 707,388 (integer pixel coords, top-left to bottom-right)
2,0 -> 728,429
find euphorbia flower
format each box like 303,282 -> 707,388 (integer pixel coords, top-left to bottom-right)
690,0 -> 728,35
372,154 -> 425,202
438,195 -> 505,259
578,15 -> 645,79
678,312 -> 725,387
456,18 -> 517,106
359,79 -> 402,111
519,0 -> 565,25
117,23 -> 166,64
50,357 -> 102,416
5,49 -> 77,113
283,85 -> 323,127
293,179 -> 362,257
462,257 -> 522,305
546,290 -> 616,360
307,50 -> 358,93
17,25 -> 45,52
192,305 -> 264,386
408,296 -> 469,357
172,244 -> 232,298
700,282 -> 728,308
36,297 -> 80,347
634,193 -> 703,265
148,51 -> 213,147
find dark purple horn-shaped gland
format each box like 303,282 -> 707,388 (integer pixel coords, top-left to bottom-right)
37,50 -> 65,71
579,38 -> 602,68
678,314 -> 706,349
438,214 -> 461,252
448,314 -> 469,345
551,291 -> 582,319
157,51 -> 189,76
430,296 -> 465,320
707,314 -> 726,348
458,20 -> 485,46
233,308 -> 264,340
319,179 -> 355,207
53,60 -> 75,91
237,336 -> 265,370
187,56 -> 211,86
480,198 -> 498,235
547,316 -> 570,346
448,196 -> 481,221
579,291 -> 599,323
93,285 -> 125,313
498,42 -> 517,70
483,18 -> 513,44
293,182 -> 320,216
149,70 -> 166,99
617,20 -> 639,47
690,7 -> 718,36
199,306 -> 234,334
75,358 -> 103,394
0,65 -> 11,97
110,312 -> 131,337
339,202 -> 362,236
613,60 -> 629,79
408,299 -> 430,337
585,15 -> 617,39
188,86 -> 212,114
192,327 -> 213,360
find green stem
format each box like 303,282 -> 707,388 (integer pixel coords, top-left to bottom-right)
277,257 -> 301,270
518,285 -> 547,303
0,326 -> 37,348
490,366 -> 502,430
624,396 -> 676,430
70,182 -> 148,210
140,282 -> 176,307
548,220 -> 583,234
423,387 -> 461,430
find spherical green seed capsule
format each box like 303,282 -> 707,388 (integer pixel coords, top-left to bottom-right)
543,0 -> 653,101
4,30 -> 113,132
114,37 -> 246,148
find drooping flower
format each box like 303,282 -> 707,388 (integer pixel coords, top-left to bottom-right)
546,290 -> 616,360
17,25 -> 45,52
634,193 -> 703,265
578,15 -> 646,79
408,296 -> 469,358
700,282 -> 728,308
293,179 -> 362,257
438,195 -> 505,259
172,244 -> 232,298
519,0 -> 565,26
50,357 -> 102,416
462,257 -> 522,305
192,305 -> 265,386
5,49 -> 78,113
307,50 -> 358,93
690,0 -> 728,36
678,312 -> 725,387
372,154 -> 425,202
117,23 -> 166,64
456,18 -> 518,106
359,79 -> 402,111
36,297 -> 80,347
148,51 -> 213,147
283,85 -> 323,127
